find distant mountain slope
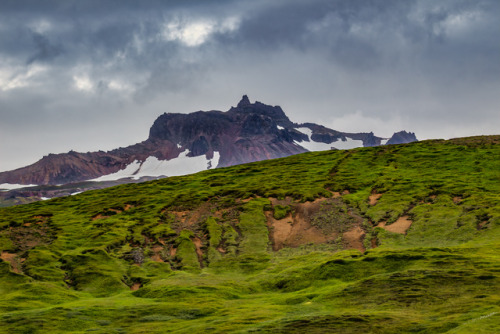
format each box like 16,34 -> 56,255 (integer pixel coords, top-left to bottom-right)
0,96 -> 417,188
0,136 -> 498,333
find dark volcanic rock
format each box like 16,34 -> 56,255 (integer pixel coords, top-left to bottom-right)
189,136 -> 210,156
386,131 -> 418,145
237,94 -> 251,107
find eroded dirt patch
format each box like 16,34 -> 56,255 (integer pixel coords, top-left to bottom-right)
170,246 -> 177,257
269,197 -> 293,207
266,198 -> 331,250
266,197 -> 368,252
342,226 -> 366,252
6,216 -> 55,252
1,252 -> 22,274
267,198 -> 358,251
329,191 -> 342,198
369,194 -> 382,206
151,245 -> 165,262
378,216 -> 413,234
169,202 -> 226,232
130,282 -> 141,291
192,237 -> 204,267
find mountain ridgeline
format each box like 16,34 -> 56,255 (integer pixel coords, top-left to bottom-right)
0,96 -> 416,187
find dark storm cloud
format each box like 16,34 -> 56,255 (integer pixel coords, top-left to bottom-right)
0,0 -> 499,171
26,32 -> 64,64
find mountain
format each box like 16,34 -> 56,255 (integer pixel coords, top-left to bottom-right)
0,96 -> 417,198
386,130 -> 418,145
0,135 -> 498,333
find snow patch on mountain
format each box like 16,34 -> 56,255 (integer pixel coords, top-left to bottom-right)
330,138 -> 364,150
0,183 -> 37,191
91,161 -> 142,182
294,139 -> 333,152
295,127 -> 363,151
296,127 -> 313,139
91,151 -> 220,182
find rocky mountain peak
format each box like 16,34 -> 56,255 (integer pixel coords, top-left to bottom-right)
237,95 -> 251,108
387,131 -> 418,145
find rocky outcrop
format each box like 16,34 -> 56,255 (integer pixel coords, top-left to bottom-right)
386,131 -> 418,145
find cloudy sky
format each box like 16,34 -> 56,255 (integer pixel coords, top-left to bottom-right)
1,0 -> 499,171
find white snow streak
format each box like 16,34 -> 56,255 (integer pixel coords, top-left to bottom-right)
91,161 -> 141,182
295,127 -> 363,151
0,183 -> 37,191
330,138 -> 364,150
91,150 -> 220,182
296,127 -> 313,139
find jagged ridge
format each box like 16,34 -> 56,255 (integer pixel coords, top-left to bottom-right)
0,96 -> 417,186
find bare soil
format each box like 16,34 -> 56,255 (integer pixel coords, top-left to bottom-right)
1,251 -> 22,274
169,246 -> 177,257
8,219 -> 54,252
169,202 -> 217,232
369,193 -> 382,206
378,216 -> 413,234
151,245 -> 165,262
266,197 -> 368,252
268,197 -> 293,207
192,237 -> 204,266
266,198 -> 336,250
342,226 -> 366,252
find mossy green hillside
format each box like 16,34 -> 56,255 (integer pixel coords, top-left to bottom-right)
0,135 -> 498,333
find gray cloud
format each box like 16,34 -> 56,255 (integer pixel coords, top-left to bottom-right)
0,0 -> 499,171
26,32 -> 64,64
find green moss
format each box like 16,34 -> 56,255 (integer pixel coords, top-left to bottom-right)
0,136 -> 498,333
311,199 -> 357,234
205,217 -> 222,263
60,249 -> 128,297
238,198 -> 270,254
147,223 -> 177,240
0,233 -> 14,252
23,247 -> 65,283
175,230 -> 200,272
222,224 -> 238,256
273,205 -> 291,220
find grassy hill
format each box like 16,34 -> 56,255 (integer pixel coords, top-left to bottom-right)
0,136 -> 499,333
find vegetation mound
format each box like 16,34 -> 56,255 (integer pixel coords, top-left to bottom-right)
0,136 -> 499,333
